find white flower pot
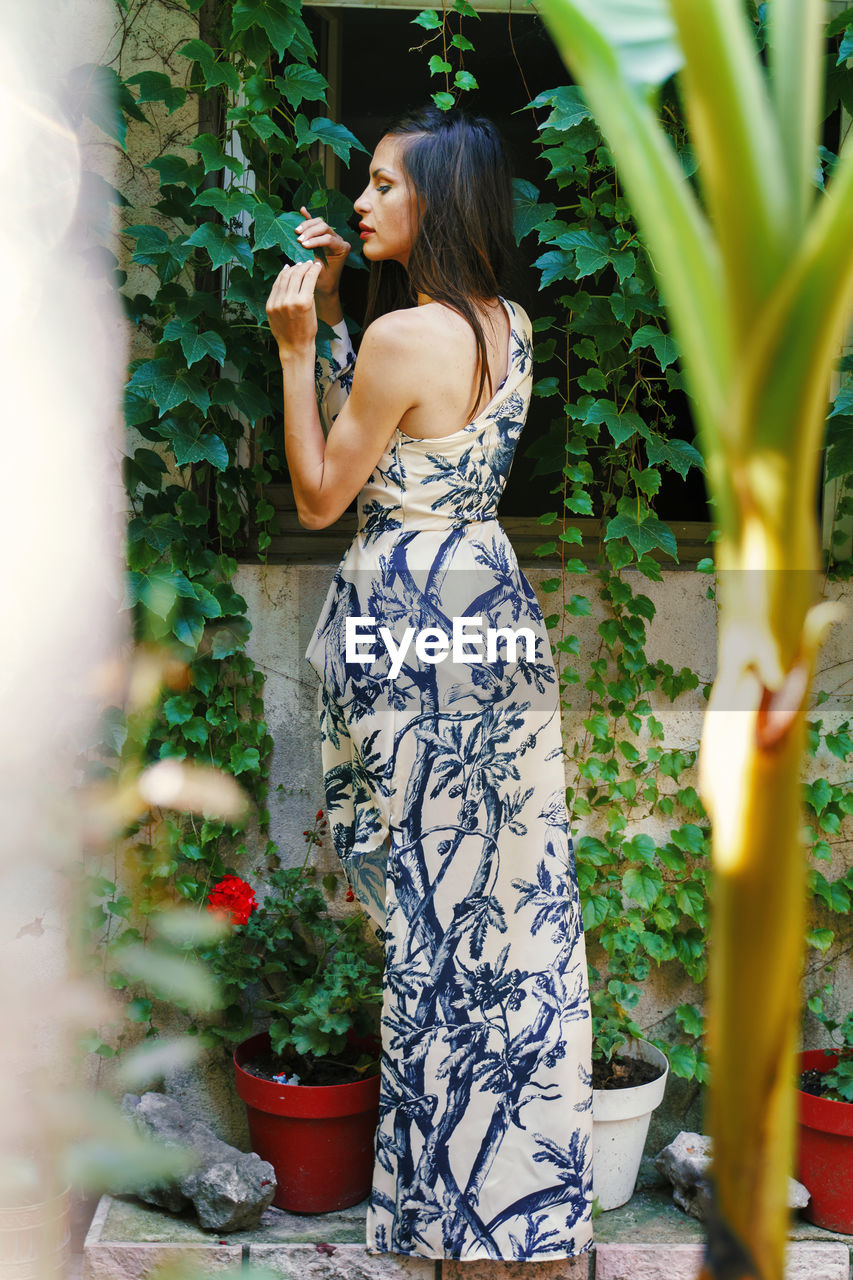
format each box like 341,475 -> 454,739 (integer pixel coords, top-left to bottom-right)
592,1038 -> 669,1211
0,1187 -> 71,1278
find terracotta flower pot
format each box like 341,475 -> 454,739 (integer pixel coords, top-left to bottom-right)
796,1048 -> 853,1233
234,1031 -> 380,1214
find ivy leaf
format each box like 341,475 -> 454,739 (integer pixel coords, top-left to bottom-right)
675,1003 -> 704,1037
126,998 -> 153,1023
807,927 -> 835,953
191,188 -> 258,220
622,833 -> 656,865
676,882 -> 706,922
164,695 -> 194,726
134,567 -> 197,619
640,930 -> 673,962
576,836 -> 613,866
644,434 -> 705,478
412,8 -> 443,28
605,498 -> 679,561
527,85 -> 593,132
623,866 -> 663,909
454,70 -> 478,91
826,729 -> 853,760
533,250 -> 575,288
187,133 -> 245,176
453,0 -> 480,15
177,39 -> 240,93
243,114 -> 286,143
275,64 -> 329,108
125,71 -> 187,113
153,418 -> 229,471
211,378 -> 275,425
146,155 -> 205,192
805,777 -> 832,816
668,1043 -> 698,1080
163,319 -> 226,368
185,223 -> 253,271
127,361 -> 211,415
199,617 -> 247,660
231,0 -> 301,59
551,227 -> 610,275
294,115 -> 369,163
582,895 -> 611,929
432,92 -> 456,112
451,33 -> 475,50
513,179 -> 558,245
630,465 -> 661,496
230,745 -> 260,775
583,398 -> 647,446
226,266 -> 269,323
670,824 -> 706,855
630,324 -> 679,370
429,56 -> 452,75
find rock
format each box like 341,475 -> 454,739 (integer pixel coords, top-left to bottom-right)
121,1092 -> 276,1231
654,1131 -> 810,1221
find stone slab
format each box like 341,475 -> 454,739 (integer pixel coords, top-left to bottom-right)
592,1188 -> 704,1244
89,1192 -> 369,1244
82,1242 -> 243,1279
248,1244 -> 436,1278
442,1254 -> 590,1277
594,1241 -> 850,1280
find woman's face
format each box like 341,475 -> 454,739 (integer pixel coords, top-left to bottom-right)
353,134 -> 419,269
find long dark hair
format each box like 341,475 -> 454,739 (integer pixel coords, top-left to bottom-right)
363,105 -> 517,420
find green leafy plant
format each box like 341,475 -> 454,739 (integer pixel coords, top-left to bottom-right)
412,0 -> 481,111
71,0 -> 371,1062
196,813 -> 384,1083
531,0 -> 853,1274
806,988 -> 853,1103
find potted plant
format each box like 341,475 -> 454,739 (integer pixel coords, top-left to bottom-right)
199,811 -> 385,1213
590,981 -> 670,1211
796,993 -> 853,1233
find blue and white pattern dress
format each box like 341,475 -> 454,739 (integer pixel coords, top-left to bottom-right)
305,298 -> 594,1262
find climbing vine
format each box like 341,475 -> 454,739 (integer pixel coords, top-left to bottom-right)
74,0 -> 853,1087
75,0 -> 369,1059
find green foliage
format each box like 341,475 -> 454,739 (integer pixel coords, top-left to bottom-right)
82,0 -> 853,1101
806,989 -> 853,1103
74,0 -> 376,1064
197,820 -> 384,1074
411,3 -> 481,111
516,12 -> 853,1080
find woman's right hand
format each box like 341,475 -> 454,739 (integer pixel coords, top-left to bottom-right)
295,205 -> 351,298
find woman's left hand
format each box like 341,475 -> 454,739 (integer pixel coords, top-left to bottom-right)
266,259 -> 325,359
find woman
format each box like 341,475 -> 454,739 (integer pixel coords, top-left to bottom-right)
265,106 -> 593,1264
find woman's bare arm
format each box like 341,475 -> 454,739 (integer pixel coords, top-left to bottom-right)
266,260 -> 420,530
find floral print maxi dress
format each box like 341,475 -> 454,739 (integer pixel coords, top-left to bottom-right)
304,298 -> 594,1262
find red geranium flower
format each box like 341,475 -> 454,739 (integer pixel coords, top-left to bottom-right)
206,875 -> 257,926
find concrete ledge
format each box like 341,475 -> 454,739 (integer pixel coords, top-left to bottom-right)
83,1192 -> 853,1279
442,1258 -> 590,1277
248,1244 -> 435,1277
595,1241 -> 850,1280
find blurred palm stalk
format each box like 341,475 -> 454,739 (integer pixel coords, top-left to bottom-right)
534,0 -> 853,1276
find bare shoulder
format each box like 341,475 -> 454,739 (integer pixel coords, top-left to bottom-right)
361,306 -> 448,351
